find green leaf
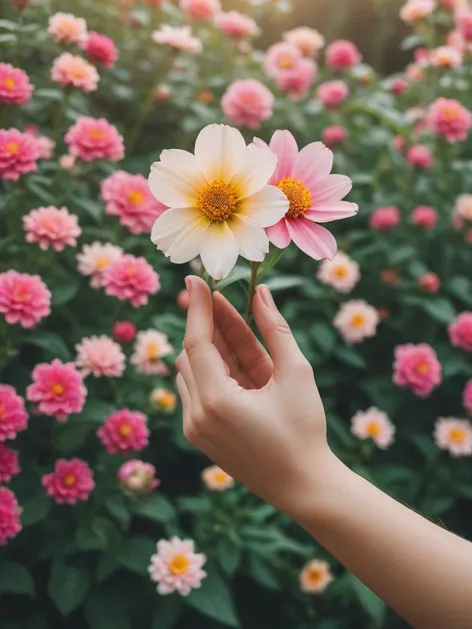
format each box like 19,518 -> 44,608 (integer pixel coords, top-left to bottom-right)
21,494 -> 50,527
34,88 -> 63,101
26,331 -> 71,361
51,280 -> 79,306
105,495 -> 131,529
422,496 -> 455,517
348,573 -> 386,627
423,298 -> 457,324
26,181 -> 56,205
0,562 -> 35,597
84,593 -> 131,629
0,33 -> 17,45
411,434 -> 436,459
177,496 -> 211,514
214,266 -> 251,290
264,276 -> 304,291
57,422 -> 93,453
95,555 -> 118,584
0,20 -> 18,31
118,536 -> 155,575
311,323 -> 337,354
131,494 -> 176,523
75,518 -> 122,553
335,346 -> 367,369
70,196 -> 103,223
76,399 -> 116,423
248,555 -> 281,590
217,538 -> 242,576
48,559 -> 90,616
186,565 -> 240,627
152,597 -> 184,629
448,276 -> 472,306
327,414 -> 356,447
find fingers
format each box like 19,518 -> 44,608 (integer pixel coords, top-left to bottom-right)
176,350 -> 199,400
213,325 -> 253,388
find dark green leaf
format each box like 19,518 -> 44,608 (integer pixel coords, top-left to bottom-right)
422,496 -> 455,517
186,565 -> 239,627
132,494 -> 176,523
217,538 -> 241,576
335,346 -> 367,369
348,573 -> 386,627
76,518 -> 122,553
118,536 -> 155,575
76,399 -> 116,423
248,555 -> 281,590
48,559 -> 90,616
265,276 -> 304,291
21,494 -> 50,527
423,298 -> 457,324
105,495 -> 131,529
51,280 -> 79,306
84,593 -> 130,629
95,555 -> 118,584
0,562 -> 35,597
26,331 -> 71,361
152,597 -> 184,629
214,266 -> 251,290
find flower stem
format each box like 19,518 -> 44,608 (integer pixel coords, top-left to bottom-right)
245,262 -> 260,325
126,87 -> 156,155
52,89 -> 72,142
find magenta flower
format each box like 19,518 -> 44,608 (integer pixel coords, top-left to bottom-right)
23,206 -> 81,251
0,385 -> 28,442
449,312 -> 472,351
81,31 -> 119,68
102,254 -> 160,307
407,145 -> 433,168
42,458 -> 95,504
221,79 -> 274,129
0,62 -> 34,106
316,80 -> 349,108
325,40 -> 362,70
148,537 -> 207,596
426,97 -> 472,143
179,0 -> 220,20
369,206 -> 400,230
0,270 -> 51,328
0,444 -> 20,483
411,205 -> 437,229
0,487 -> 22,545
418,272 -> 440,293
463,380 -> 472,414
97,409 -> 149,454
112,321 -> 137,344
322,125 -> 347,147
0,128 -> 40,181
65,117 -> 124,162
214,11 -> 259,39
393,343 -> 442,398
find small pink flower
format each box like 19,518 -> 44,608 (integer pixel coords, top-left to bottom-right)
48,12 -> 87,43
23,206 -> 81,251
221,79 -> 274,129
462,380 -> 472,413
400,0 -> 436,22
393,136 -> 406,152
51,53 -> 99,92
299,560 -> 334,594
325,40 -> 362,70
0,128 -> 39,181
27,359 -> 87,421
148,536 -> 207,596
0,62 -> 33,106
75,335 -> 125,378
449,312 -> 472,351
370,206 -> 400,230
316,80 -> 349,108
390,77 -> 408,95
426,97 -> 472,143
155,85 -> 171,101
412,205 -> 437,229
0,487 -> 22,545
102,254 -> 160,307
59,154 -> 76,170
283,27 -> 325,57
101,170 -> 167,234
430,45 -> 462,68
334,300 -> 379,344
202,465 -> 234,491
441,0 -> 466,8
0,444 -> 20,483
113,321 -> 137,344
405,62 -> 425,82
177,290 -> 190,310
42,458 -> 94,504
407,145 -> 433,168
264,42 -> 301,78
447,29 -> 471,53
274,58 -> 317,100
0,270 -> 51,328
97,409 -> 149,454
0,385 -> 28,442
34,135 -> 55,160
180,0 -> 220,20
322,125 -> 347,147
214,11 -> 259,38
118,459 -> 160,492
381,269 -> 400,286
65,117 -> 124,162
130,329 -> 173,375
351,407 -> 395,449
393,343 -> 442,397
434,417 -> 472,456
317,252 -> 360,293
81,31 -> 119,68
77,242 -> 123,288
454,194 -> 472,222
455,4 -> 472,40
418,272 -> 440,293
152,25 -> 202,53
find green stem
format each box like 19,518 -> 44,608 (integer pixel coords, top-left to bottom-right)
0,105 -> 11,130
245,262 -> 260,325
126,87 -> 156,155
52,89 -> 72,142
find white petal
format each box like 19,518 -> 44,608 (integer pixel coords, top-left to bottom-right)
194,124 -> 246,182
232,144 -> 278,199
230,215 -> 269,262
148,150 -> 205,207
200,222 -> 239,280
238,185 -> 289,228
151,207 -> 208,263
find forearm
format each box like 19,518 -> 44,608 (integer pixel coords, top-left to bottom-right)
293,452 -> 472,629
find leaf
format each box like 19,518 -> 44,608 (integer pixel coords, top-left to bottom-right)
311,323 -> 337,354
214,266 -> 251,290
95,555 -> 118,583
411,434 -> 436,459
0,562 -> 35,597
70,195 -> 103,223
51,280 -> 79,306
248,555 -> 281,590
264,276 -> 304,291
21,493 -> 50,527
57,422 -> 93,453
152,597 -> 184,629
26,331 -> 71,361
48,559 -> 90,616
448,276 -> 472,306
335,346 -> 367,369
34,88 -> 63,101
423,298 -> 457,324
327,414 -> 356,447
105,495 -> 131,529
118,536 -> 155,575
76,399 -> 116,423
0,33 -> 17,45
348,573 -> 386,627
75,518 -> 122,553
0,20 -> 17,30
84,593 -> 130,629
217,538 -> 242,576
26,181 -> 56,205
131,494 -> 176,523
422,496 -> 455,517
186,565 -> 240,627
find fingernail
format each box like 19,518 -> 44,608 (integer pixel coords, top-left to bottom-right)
258,285 -> 276,310
185,276 -> 193,297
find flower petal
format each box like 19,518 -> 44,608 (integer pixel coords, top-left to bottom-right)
269,130 -> 299,181
194,124 -> 247,182
238,185 -> 289,227
286,218 -> 337,260
292,142 -> 333,190
311,174 -> 352,205
151,207 -> 208,263
266,219 -> 291,249
230,215 -> 269,262
149,150 -> 205,207
200,222 -> 239,280
306,200 -> 359,223
232,144 -> 278,199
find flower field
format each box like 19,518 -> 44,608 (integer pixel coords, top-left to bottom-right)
1,0 -> 472,628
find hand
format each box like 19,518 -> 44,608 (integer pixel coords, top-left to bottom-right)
176,276 -> 334,518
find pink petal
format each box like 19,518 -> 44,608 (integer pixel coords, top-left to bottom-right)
269,130 -> 299,182
266,219 -> 291,249
311,174 -> 352,204
306,200 -> 358,223
286,218 -> 337,260
292,142 -> 333,190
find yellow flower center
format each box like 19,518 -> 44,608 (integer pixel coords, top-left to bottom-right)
350,313 -> 366,328
442,104 -> 461,121
213,470 -> 230,485
70,64 -> 87,80
416,362 -> 430,375
7,142 -> 20,154
160,391 -> 175,408
88,128 -> 107,141
0,404 -> 5,422
367,421 -> 381,437
333,265 -> 348,279
13,288 -> 29,301
52,383 -> 64,395
64,474 -> 76,487
128,190 -> 144,205
168,553 -> 190,575
197,90 -> 214,104
277,178 -> 311,219
4,77 -> 15,89
464,201 -> 472,218
279,55 -> 294,69
147,343 -> 159,361
95,257 -> 110,269
124,265 -> 136,278
119,424 -> 132,437
449,428 -> 466,444
306,568 -> 323,585
197,180 -> 238,222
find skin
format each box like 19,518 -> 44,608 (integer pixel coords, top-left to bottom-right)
176,275 -> 472,629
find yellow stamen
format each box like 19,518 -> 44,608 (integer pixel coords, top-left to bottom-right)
52,384 -> 64,395
147,344 -> 159,361
279,56 -> 294,69
119,424 -> 132,437
367,421 -> 381,437
7,142 -> 19,154
333,265 -> 348,279
64,474 -> 76,487
4,77 -> 15,89
449,428 -> 466,444
128,191 -> 144,205
95,257 -> 110,269
197,180 -> 238,222
168,553 -> 190,575
442,104 -> 461,121
416,362 -> 430,375
277,178 -> 311,219
306,568 -> 323,585
213,470 -> 230,485
88,128 -> 107,141
351,314 -> 366,328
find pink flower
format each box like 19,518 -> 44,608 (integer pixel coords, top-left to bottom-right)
299,560 -> 334,594
214,11 -> 259,38
393,343 -> 442,397
34,135 -> 55,160
407,145 -> 433,168
221,79 -> 274,129
81,31 -> 119,68
0,62 -> 33,106
393,136 -> 406,151
51,53 -> 99,92
462,380 -> 472,413
48,12 -> 87,43
27,359 -> 87,421
426,97 -> 472,143
0,385 -> 28,442
180,0 -> 220,20
75,335 -> 125,378
390,77 -> 408,95
418,272 -> 440,293
322,125 -> 347,147
400,0 -> 436,22
152,25 -> 202,53
0,270 -> 51,328
412,205 -> 437,229
455,4 -> 472,40
441,0 -> 466,8
316,80 -> 349,108
333,300 -> 379,344
103,254 -> 160,307
113,321 -> 137,344
148,537 -> 207,596
283,27 -> 325,57
42,458 -> 94,504
59,154 -> 76,170
405,62 -> 425,82
130,329 -> 173,375
0,487 -> 22,545
65,117 -> 124,162
430,45 -> 462,68
274,58 -> 317,100
23,206 -> 81,251
264,42 -> 302,78
202,465 -> 234,491
101,170 -> 167,234
155,85 -> 171,101
77,242 -> 123,288
317,252 -> 360,293
254,130 -> 357,260
434,418 -> 472,456
0,444 -> 20,483
97,409 -> 149,454
454,194 -> 472,221
0,128 -> 39,180
449,312 -> 472,351
325,40 -> 362,70
177,289 -> 190,310
351,407 -> 395,449
370,206 -> 400,230
118,459 -> 160,492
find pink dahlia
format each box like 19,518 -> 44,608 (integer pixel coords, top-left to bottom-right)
27,359 -> 87,421
317,251 -> 360,293
299,560 -> 334,594
130,329 -> 173,375
112,321 -> 136,344
418,272 -> 440,293
221,79 -> 274,129
23,206 -> 81,251
370,206 -> 400,230
333,300 -> 379,344
407,145 -> 433,168
455,4 -> 472,40
454,194 -> 472,222
449,312 -> 472,351
101,170 -> 166,234
254,130 -> 358,259
152,26 -> 202,53
65,117 -> 124,162
462,380 -> 472,413
325,40 -> 362,70
102,254 -> 160,307
351,407 -> 395,449
180,0 -> 220,20
48,12 -> 87,43
0,62 -> 33,106
214,11 -> 259,39
322,125 -> 347,147
390,78 -> 409,95
148,537 -> 207,596
434,417 -> 472,457
400,0 -> 436,22
316,80 -> 349,108
42,458 -> 94,504
97,409 -> 149,454
118,459 -> 160,492
283,27 -> 325,57
426,97 -> 472,143
0,385 -> 28,442
412,205 -> 437,229
430,45 -> 462,68
393,343 -> 442,398
0,487 -> 22,545
274,57 -> 317,100
75,335 -> 125,378
81,31 -> 119,68
51,53 -> 99,93
264,42 -> 302,78
0,128 -> 39,181
77,242 -> 123,288
0,444 -> 20,483
0,270 -> 51,328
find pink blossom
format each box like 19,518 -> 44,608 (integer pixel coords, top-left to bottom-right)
0,270 -> 51,328
351,407 -> 396,449
418,272 -> 440,293
426,97 -> 472,143
430,45 -> 462,68
333,300 -> 379,344
446,29 -> 471,53
462,380 -> 472,413
148,537 -> 207,596
59,154 -> 76,170
101,170 -> 167,234
441,0 -> 466,8
370,206 -> 400,230
214,11 -> 259,38
393,136 -> 406,152
434,417 -> 472,456
65,117 -> 124,162
130,329 -> 173,375
299,560 -> 334,594
77,242 -> 123,288
405,63 -> 425,82
274,58 -> 317,100
0,385 -> 28,442
48,12 -> 87,43
412,205 -> 437,229
390,77 -> 408,95
27,359 -> 87,421
118,459 -> 160,492
322,125 -> 347,147
221,79 -> 274,129
152,26 -> 202,53
149,388 -> 177,412
102,254 -> 160,307
407,145 -> 433,168
75,335 -> 125,378
202,465 -> 234,491
0,444 -> 20,483
97,409 -> 149,454
0,487 -> 22,545
180,0 -> 220,20
23,206 -> 81,251
42,458 -> 94,504
81,31 -> 119,68
0,128 -> 39,180
325,40 -> 362,70
0,62 -> 33,106
316,80 -> 349,108
317,252 -> 360,293
393,343 -> 442,397
264,42 -> 302,78
51,53 -> 99,92
155,85 -> 171,101
113,321 -> 136,344
283,27 -> 325,57
449,312 -> 472,351
400,0 -> 436,22
34,135 -> 55,160
454,194 -> 472,222
455,4 -> 472,40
